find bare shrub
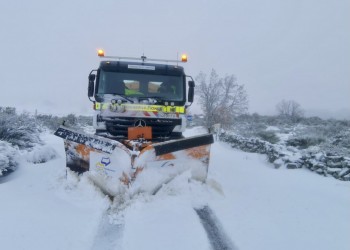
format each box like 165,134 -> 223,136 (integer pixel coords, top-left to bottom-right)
196,69 -> 248,131
276,100 -> 304,122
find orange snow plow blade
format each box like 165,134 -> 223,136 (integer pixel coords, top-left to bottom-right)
55,126 -> 214,193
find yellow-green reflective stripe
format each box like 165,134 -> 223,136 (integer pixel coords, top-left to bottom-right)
165,106 -> 185,113
95,103 -> 109,110
123,104 -> 164,112
95,103 -> 185,113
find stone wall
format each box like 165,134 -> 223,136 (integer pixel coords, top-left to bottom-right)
220,133 -> 350,181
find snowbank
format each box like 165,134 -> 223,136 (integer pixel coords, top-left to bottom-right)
0,140 -> 18,176
0,131 -> 58,178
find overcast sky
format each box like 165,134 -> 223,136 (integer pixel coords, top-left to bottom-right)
1,0 -> 349,118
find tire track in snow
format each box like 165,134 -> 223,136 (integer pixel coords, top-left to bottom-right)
195,206 -> 237,250
90,211 -> 124,250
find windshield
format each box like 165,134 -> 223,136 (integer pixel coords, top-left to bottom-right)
97,70 -> 184,101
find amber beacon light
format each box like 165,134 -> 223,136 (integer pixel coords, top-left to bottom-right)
181,54 -> 188,62
97,49 -> 105,57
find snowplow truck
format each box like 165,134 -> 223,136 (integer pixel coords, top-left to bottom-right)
55,50 -> 213,195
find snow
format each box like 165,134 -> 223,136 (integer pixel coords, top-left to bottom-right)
1,128 -> 350,250
208,142 -> 350,250
266,126 -> 280,131
0,134 -> 109,250
122,191 -> 209,250
22,144 -> 57,164
0,140 -> 18,175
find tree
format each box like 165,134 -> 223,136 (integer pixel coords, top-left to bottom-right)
276,99 -> 304,122
196,69 -> 248,131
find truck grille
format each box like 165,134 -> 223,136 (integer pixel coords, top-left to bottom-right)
100,116 -> 182,139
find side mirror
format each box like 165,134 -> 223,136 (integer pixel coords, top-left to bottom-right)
188,80 -> 195,103
88,74 -> 95,97
89,74 -> 96,82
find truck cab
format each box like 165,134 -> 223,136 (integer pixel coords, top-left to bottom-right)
88,53 -> 195,141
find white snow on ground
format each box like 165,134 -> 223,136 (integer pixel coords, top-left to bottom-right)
0,133 -> 110,250
1,128 -> 350,250
208,142 -> 350,250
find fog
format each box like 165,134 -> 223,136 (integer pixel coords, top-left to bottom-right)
1,0 -> 349,118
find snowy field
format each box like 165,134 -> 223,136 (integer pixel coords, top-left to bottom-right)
1,128 -> 349,250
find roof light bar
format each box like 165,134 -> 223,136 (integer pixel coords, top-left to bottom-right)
97,49 -> 188,63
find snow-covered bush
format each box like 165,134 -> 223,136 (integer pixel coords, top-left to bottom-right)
0,108 -> 62,177
35,114 -> 64,131
36,114 -> 92,131
332,134 -> 350,149
0,112 -> 42,149
1,108 -> 49,175
286,136 -> 325,149
256,130 -> 279,144
77,115 -> 93,127
0,140 -> 18,176
24,145 -> 57,164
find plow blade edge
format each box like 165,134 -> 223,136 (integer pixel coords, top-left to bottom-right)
54,125 -> 214,189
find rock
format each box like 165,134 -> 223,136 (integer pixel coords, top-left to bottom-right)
273,159 -> 283,169
326,162 -> 344,168
326,167 -> 342,174
315,152 -> 325,161
342,176 -> 350,181
286,163 -> 299,169
316,168 -> 327,176
326,155 -> 344,162
339,168 -> 350,178
310,163 -> 325,171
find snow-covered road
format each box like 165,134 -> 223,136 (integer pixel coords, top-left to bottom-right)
1,129 -> 349,250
